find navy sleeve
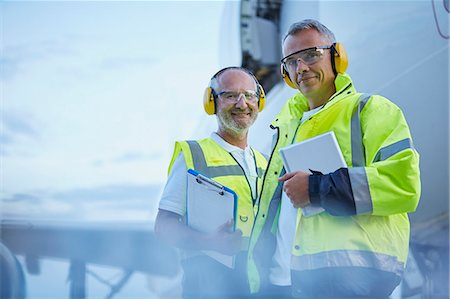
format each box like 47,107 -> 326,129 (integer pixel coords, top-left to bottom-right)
308,167 -> 356,216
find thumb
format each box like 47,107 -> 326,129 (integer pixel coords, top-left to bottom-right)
233,228 -> 243,237
279,171 -> 296,182
217,219 -> 234,232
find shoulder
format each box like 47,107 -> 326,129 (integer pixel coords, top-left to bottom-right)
362,94 -> 403,115
273,93 -> 309,124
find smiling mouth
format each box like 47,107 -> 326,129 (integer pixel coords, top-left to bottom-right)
232,111 -> 251,115
300,76 -> 315,83
233,113 -> 250,118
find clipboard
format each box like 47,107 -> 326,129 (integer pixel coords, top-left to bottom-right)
186,168 -> 238,268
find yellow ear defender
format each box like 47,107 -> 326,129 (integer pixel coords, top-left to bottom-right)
203,87 -> 216,115
203,67 -> 266,115
280,64 -> 297,89
281,42 -> 349,89
332,42 -> 348,74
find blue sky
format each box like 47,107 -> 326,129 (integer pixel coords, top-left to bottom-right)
1,1 -> 228,221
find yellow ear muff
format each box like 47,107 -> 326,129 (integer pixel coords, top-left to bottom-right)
280,64 -> 297,89
203,87 -> 215,115
257,84 -> 266,112
333,42 -> 348,74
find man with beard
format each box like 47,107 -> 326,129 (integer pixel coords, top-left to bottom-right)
155,67 -> 267,299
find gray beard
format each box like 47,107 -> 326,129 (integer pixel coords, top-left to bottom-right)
217,115 -> 248,138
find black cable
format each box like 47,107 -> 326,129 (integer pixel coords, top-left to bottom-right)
431,0 -> 450,39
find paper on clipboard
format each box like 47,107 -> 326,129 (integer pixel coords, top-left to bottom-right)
186,168 -> 237,268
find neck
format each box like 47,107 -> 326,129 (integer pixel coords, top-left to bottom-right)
307,81 -> 336,109
216,129 -> 248,149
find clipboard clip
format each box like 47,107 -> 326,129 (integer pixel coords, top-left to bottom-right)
195,174 -> 225,196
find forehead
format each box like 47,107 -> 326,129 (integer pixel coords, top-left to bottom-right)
217,69 -> 256,90
282,28 -> 330,57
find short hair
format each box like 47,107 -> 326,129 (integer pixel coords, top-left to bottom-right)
282,19 -> 336,44
209,66 -> 258,92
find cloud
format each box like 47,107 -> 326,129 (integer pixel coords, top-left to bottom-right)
2,111 -> 38,137
0,57 -> 20,80
92,151 -> 162,168
1,183 -> 163,221
113,152 -> 162,163
2,192 -> 42,203
0,39 -> 78,80
0,133 -> 14,145
53,183 -> 161,203
0,110 -> 40,156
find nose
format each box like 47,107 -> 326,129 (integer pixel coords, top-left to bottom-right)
295,58 -> 310,73
235,93 -> 248,108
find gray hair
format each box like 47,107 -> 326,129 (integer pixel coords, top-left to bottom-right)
282,19 -> 336,44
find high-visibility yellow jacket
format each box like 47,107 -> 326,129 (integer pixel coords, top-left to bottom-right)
247,73 -> 421,293
169,137 -> 268,239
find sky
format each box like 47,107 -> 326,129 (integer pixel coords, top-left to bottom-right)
1,0 -> 448,225
1,1 -> 228,222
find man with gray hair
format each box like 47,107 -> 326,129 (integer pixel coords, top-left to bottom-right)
246,19 -> 420,298
155,67 -> 267,299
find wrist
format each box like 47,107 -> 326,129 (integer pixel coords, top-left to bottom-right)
308,173 -> 321,206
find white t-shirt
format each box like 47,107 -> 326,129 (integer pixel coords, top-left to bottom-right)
269,105 -> 323,286
159,132 -> 258,216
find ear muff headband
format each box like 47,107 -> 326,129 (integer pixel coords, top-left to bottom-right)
280,42 -> 349,89
203,67 -> 266,115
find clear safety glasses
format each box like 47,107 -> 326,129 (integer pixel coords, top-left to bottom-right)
216,90 -> 259,104
281,46 -> 331,72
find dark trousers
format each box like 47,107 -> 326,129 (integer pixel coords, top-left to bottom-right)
181,254 -> 250,299
291,267 -> 400,299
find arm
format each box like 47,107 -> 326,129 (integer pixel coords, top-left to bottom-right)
279,168 -> 357,216
347,96 -> 420,216
280,96 -> 420,216
157,151 -> 242,255
154,209 -> 242,256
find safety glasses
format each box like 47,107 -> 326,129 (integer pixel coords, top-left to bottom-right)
281,46 -> 331,72
216,90 -> 259,104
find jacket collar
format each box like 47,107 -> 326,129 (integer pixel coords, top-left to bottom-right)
271,73 -> 356,127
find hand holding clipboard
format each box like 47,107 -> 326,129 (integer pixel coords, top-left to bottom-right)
186,169 -> 240,268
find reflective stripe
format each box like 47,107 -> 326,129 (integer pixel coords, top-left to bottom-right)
373,138 -> 414,162
186,140 -> 207,170
254,177 -> 283,245
291,250 -> 404,276
203,165 -> 247,178
186,140 -> 243,177
257,167 -> 265,178
349,94 -> 373,214
348,167 -> 373,214
241,236 -> 250,250
351,94 -> 371,167
266,181 -> 283,231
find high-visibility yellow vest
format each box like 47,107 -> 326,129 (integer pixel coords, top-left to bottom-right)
169,137 -> 267,239
247,73 -> 421,293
